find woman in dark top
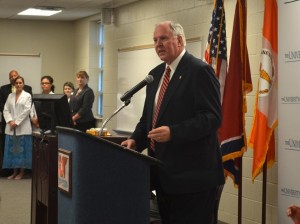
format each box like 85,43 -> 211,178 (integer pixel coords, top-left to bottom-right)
69,71 -> 95,132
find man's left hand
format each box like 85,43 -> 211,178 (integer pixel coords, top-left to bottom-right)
148,126 -> 171,142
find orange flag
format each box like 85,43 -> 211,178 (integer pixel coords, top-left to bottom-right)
248,0 -> 278,181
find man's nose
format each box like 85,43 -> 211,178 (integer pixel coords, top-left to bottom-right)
155,39 -> 163,46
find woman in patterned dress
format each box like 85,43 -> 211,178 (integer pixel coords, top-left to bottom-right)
2,76 -> 32,180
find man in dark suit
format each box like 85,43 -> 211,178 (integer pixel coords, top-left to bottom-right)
121,21 -> 225,223
0,70 -> 32,176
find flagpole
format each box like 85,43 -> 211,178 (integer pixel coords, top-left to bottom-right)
262,160 -> 267,224
238,157 -> 242,224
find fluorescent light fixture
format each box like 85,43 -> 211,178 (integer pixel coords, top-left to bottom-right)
18,7 -> 62,16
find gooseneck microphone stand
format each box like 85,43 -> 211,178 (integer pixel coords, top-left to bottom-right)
100,99 -> 131,136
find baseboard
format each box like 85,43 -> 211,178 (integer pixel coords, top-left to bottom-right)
218,221 -> 228,224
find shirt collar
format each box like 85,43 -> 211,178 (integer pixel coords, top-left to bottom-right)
166,49 -> 186,77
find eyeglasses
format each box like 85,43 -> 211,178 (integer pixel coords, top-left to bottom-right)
41,82 -> 50,85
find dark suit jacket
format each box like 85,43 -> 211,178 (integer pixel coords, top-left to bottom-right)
0,84 -> 32,132
69,84 -> 95,123
131,52 -> 225,194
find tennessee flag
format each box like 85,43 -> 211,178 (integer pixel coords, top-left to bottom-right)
219,0 -> 252,185
248,0 -> 278,181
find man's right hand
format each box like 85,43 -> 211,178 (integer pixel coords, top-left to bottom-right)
121,139 -> 136,150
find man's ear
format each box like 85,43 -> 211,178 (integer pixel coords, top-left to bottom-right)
177,35 -> 184,47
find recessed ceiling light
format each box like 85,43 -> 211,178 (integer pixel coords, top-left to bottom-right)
18,7 -> 63,17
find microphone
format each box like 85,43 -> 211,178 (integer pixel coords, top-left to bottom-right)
120,75 -> 154,102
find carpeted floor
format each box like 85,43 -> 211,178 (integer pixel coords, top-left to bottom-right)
0,176 -> 31,224
0,176 -> 227,224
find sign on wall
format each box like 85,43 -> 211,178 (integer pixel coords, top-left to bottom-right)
278,1 -> 300,223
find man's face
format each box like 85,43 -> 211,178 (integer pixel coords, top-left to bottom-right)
9,72 -> 18,84
153,23 -> 183,65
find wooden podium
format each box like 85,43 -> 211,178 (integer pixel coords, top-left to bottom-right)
31,132 -> 58,224
31,131 -> 130,224
56,127 -> 161,224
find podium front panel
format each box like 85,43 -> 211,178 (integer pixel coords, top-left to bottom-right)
31,134 -> 58,224
57,128 -> 154,224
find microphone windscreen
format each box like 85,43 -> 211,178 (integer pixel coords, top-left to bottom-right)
145,75 -> 154,84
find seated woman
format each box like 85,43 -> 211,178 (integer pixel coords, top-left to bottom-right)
69,71 -> 95,132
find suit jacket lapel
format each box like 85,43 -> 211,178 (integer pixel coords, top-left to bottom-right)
75,84 -> 89,96
154,53 -> 189,124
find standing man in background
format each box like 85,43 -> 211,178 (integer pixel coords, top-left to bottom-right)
121,21 -> 224,223
0,70 -> 32,177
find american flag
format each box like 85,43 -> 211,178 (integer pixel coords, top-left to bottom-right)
204,0 -> 227,103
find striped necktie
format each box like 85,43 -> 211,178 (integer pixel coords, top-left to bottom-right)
150,66 -> 171,151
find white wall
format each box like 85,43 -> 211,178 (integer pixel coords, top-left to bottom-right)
0,19 -> 75,93
99,0 -> 278,223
